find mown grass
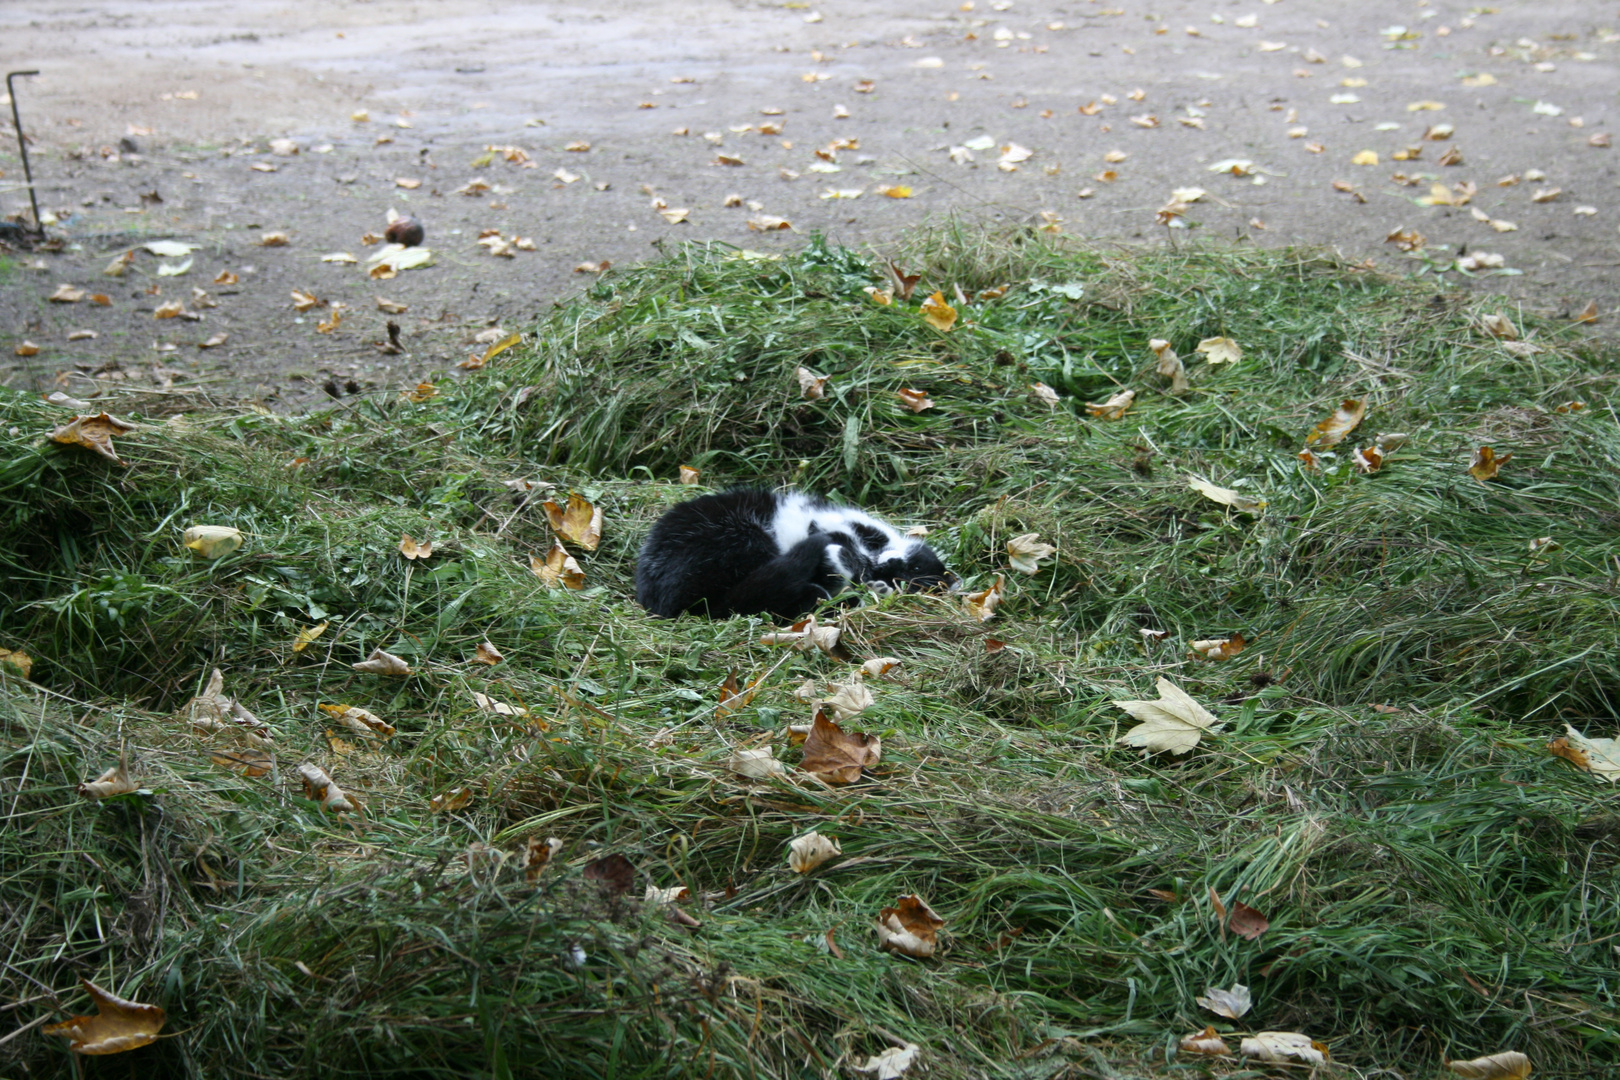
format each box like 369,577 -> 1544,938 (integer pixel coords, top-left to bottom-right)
1,228 -> 1617,1079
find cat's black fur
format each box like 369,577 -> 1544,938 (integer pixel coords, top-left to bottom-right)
635,489 -> 953,620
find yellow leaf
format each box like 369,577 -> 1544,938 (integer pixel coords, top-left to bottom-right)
1194,336 -> 1243,364
877,184 -> 912,198
788,831 -> 842,873
1467,446 -> 1511,483
50,413 -> 137,465
1305,398 -> 1366,447
0,647 -> 34,680
1188,476 -> 1266,514
962,574 -> 1005,622
1446,1052 -> 1533,1079
182,525 -> 244,559
1352,149 -> 1379,165
293,621 -> 329,653
1087,388 -> 1135,420
44,979 -> 166,1055
473,640 -> 503,665
1114,676 -> 1220,755
399,533 -> 433,560
862,285 -> 893,306
1407,100 -> 1446,112
209,748 -> 272,777
919,291 -> 957,332
543,491 -> 603,551
531,540 -> 586,589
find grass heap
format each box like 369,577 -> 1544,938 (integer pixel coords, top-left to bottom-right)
1,229 -> 1617,1079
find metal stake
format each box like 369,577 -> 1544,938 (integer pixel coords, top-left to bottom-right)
6,70 -> 43,237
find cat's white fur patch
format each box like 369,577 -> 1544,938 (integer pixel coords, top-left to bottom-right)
770,494 -> 919,567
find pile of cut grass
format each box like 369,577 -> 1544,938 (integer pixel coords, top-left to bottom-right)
1,229 -> 1617,1079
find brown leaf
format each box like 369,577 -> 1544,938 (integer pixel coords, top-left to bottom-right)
897,387 -> 935,413
44,979 -> 166,1055
1385,227 -> 1426,251
1353,445 -> 1384,473
1229,900 -> 1270,939
543,491 -> 603,551
399,533 -> 433,560
318,702 -> 397,738
1468,446 -> 1511,483
429,787 -> 473,813
584,852 -> 636,896
209,748 -> 272,777
962,574 -> 1005,623
473,640 -> 503,666
49,283 -> 86,303
716,668 -> 762,721
214,270 -> 239,285
1306,399 -> 1365,447
889,262 -> 921,300
876,894 -> 945,958
800,707 -> 881,784
1179,1026 -> 1231,1056
50,413 -> 137,465
1190,633 -> 1246,660
78,761 -> 137,799
1574,300 -> 1599,325
798,367 -> 830,399
14,340 -> 40,356
523,836 -> 564,883
297,762 -> 355,812
292,621 -> 328,654
531,540 -> 586,589
376,297 -> 409,314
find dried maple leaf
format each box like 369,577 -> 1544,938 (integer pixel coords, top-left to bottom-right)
716,669 -> 762,721
1306,398 -> 1366,447
861,657 -> 902,678
1087,389 -> 1135,420
1148,339 -> 1190,394
1468,447 -> 1511,483
1114,676 -> 1220,755
788,831 -> 842,873
876,894 -> 945,958
821,675 -> 874,720
584,853 -> 636,896
798,367 -> 829,399
919,291 -> 957,332
531,541 -> 586,589
1179,1027 -> 1231,1056
962,574 -> 1005,622
1195,336 -> 1243,364
318,702 -> 396,738
1188,476 -> 1266,514
1446,1051 -> 1533,1079
1197,983 -> 1252,1019
889,262 -> 921,300
1191,633 -> 1246,660
297,762 -> 355,812
398,534 -> 433,560
352,648 -> 412,676
44,979 -> 166,1055
543,492 -> 603,551
1550,726 -> 1620,782
1007,533 -> 1056,574
1353,445 -> 1384,473
800,707 -> 880,784
78,761 -> 137,799
897,387 -> 935,413
51,413 -> 137,464
1241,1032 -> 1328,1065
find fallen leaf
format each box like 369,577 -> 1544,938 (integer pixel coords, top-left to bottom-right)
1191,633 -> 1246,660
788,831 -> 842,873
584,853 -> 635,896
962,574 -> 1005,622
471,692 -> 528,717
1030,382 -> 1061,409
1352,149 -> 1379,166
1305,398 -> 1366,447
1229,900 -> 1270,939
1574,300 -> 1599,324
144,240 -> 195,258
1087,388 -> 1135,420
260,231 -> 290,247
919,291 -> 957,332
1467,447 -> 1511,483
1550,726 -> 1620,782
1241,1032 -> 1329,1065
473,640 -> 503,665
44,979 -> 166,1055
49,284 -> 86,303
853,1044 -> 921,1079
531,540 -> 586,589
50,413 -> 137,465
1457,252 -> 1505,271
876,894 -> 945,958
198,332 -> 228,349
1008,533 -> 1056,574
1188,476 -> 1266,514
1386,227 -> 1427,251
321,252 -> 357,264
293,621 -> 328,653
821,675 -> 874,721
376,297 -> 408,314
153,301 -> 184,319
78,761 -> 137,799
352,647 -> 412,676
716,668 -> 762,721
798,367 -> 829,399
889,263 -> 922,300
1179,1026 -> 1231,1056
214,270 -> 239,285
399,534 -> 433,560
1114,676 -> 1220,755
523,836 -> 564,882
1353,445 -> 1384,473
543,492 -> 603,551
1197,983 -> 1252,1019
679,464 -> 700,485
801,707 -> 881,784
209,748 -> 272,777
429,787 -> 473,813
318,702 -> 397,738
746,214 -> 790,230
1480,314 -> 1519,340
761,614 -> 843,655
297,762 -> 355,812
1150,339 -> 1190,393
728,747 -> 786,779
1195,336 -> 1243,364
1447,1052 -> 1533,1079
897,387 -> 935,413
183,525 -> 244,559
877,184 -> 913,198
0,647 -> 34,680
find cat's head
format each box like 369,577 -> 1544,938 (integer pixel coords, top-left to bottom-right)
869,542 -> 957,596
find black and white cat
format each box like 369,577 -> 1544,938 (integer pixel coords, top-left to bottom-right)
635,489 -> 954,620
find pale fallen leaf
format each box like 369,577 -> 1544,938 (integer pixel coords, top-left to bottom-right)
44,979 -> 166,1055
1087,388 -> 1135,420
727,746 -> 785,779
1007,533 -> 1056,574
78,761 -> 137,799
183,525 -> 243,559
853,1044 -> 921,1079
1550,726 -> 1620,782
399,533 -> 433,560
761,614 -> 842,655
798,367 -> 829,399
1188,476 -> 1265,514
1197,983 -> 1252,1019
352,647 -> 412,676
144,240 -> 195,257
962,574 -> 1004,622
49,283 -> 86,303
1114,676 -> 1220,755
897,387 -> 935,413
1446,1051 -> 1532,1079
1191,633 -> 1246,660
473,640 -> 503,665
260,231 -> 290,247
50,413 -> 137,465
1306,398 -> 1366,447
821,675 -> 874,721
1195,336 -> 1243,364
293,621 -> 328,653
1179,1026 -> 1230,1056
319,702 -> 397,738
471,692 -> 528,717
523,836 -> 564,882
876,894 -> 945,958
788,830 -> 842,873
297,762 -> 355,812
1150,339 -> 1189,393
1241,1032 -> 1328,1065
679,465 -> 701,485
1031,381 -> 1061,409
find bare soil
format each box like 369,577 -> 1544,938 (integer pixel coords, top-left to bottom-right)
2,0 -> 1616,408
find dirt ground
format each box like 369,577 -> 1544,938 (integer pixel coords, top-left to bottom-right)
2,0 -> 1615,408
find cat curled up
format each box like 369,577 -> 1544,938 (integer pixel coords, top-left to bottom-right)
635,489 -> 955,620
